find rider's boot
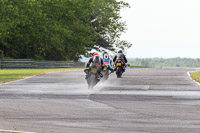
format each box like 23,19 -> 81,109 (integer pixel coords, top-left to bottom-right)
110,68 -> 114,73
97,72 -> 103,80
85,76 -> 87,79
100,73 -> 103,78
84,69 -> 89,79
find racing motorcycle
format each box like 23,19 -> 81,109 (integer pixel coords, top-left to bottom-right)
115,59 -> 125,78
85,64 -> 101,89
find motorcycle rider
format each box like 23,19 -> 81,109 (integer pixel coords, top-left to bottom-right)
102,51 -> 114,73
113,50 -> 127,71
84,52 -> 104,79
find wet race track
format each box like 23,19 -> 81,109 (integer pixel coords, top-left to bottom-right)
0,68 -> 200,133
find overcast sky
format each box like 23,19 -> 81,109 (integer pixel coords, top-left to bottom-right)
121,0 -> 200,58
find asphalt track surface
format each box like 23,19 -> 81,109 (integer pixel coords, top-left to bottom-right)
0,68 -> 200,133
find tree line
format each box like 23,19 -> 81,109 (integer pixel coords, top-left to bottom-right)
128,58 -> 200,67
0,0 -> 131,61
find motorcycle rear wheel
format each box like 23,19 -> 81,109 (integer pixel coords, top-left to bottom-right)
116,67 -> 123,78
87,74 -> 98,89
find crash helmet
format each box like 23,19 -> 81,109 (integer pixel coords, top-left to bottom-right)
93,52 -> 99,56
103,52 -> 109,59
118,50 -> 123,53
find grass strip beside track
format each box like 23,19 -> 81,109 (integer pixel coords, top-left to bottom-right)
190,71 -> 200,83
0,68 -> 83,84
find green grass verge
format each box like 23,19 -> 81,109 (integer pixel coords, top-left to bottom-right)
190,71 -> 200,83
0,68 -> 83,84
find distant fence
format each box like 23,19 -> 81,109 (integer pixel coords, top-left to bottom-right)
0,59 -> 85,69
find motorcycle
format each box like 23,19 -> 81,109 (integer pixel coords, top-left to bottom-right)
85,64 -> 101,89
115,59 -> 125,78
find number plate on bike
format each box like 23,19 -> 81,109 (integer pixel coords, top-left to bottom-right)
91,68 -> 97,73
116,63 -> 122,66
103,66 -> 107,71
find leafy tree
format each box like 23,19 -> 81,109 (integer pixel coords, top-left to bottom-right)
0,0 -> 131,61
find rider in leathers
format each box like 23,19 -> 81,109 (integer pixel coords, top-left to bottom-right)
102,52 -> 114,73
84,52 -> 104,79
113,50 -> 127,71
